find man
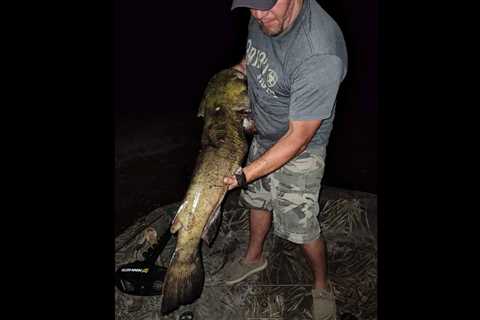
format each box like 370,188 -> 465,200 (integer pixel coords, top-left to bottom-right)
223,0 -> 347,319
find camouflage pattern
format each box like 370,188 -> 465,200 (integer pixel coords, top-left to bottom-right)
115,186 -> 377,320
239,139 -> 326,244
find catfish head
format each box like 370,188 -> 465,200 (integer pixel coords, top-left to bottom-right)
197,68 -> 254,135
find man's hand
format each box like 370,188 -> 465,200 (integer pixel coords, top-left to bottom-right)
223,175 -> 239,190
232,57 -> 246,75
224,167 -> 248,190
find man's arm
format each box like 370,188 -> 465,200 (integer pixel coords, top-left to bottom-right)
225,54 -> 343,189
224,119 -> 321,189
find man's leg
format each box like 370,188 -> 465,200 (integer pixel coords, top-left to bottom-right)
302,238 -> 328,289
223,208 -> 271,285
244,208 -> 272,263
270,148 -> 335,319
304,238 -> 336,320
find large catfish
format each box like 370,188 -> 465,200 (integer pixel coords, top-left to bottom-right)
161,68 -> 252,314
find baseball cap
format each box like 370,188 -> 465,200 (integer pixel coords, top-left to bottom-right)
231,0 -> 278,11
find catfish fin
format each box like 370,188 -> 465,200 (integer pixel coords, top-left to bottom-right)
161,249 -> 204,314
170,201 -> 189,234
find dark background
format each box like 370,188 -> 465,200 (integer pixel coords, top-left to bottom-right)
114,0 -> 378,236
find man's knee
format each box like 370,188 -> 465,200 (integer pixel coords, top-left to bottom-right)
250,208 -> 272,215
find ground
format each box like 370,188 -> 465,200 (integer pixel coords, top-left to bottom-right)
115,187 -> 377,319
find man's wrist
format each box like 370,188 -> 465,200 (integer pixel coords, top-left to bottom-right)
234,168 -> 248,190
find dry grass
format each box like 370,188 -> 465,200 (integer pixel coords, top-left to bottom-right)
115,193 -> 377,319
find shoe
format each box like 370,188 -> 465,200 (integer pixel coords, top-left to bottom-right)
224,257 -> 268,285
311,282 -> 337,320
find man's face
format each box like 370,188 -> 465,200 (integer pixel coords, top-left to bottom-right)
250,0 -> 295,37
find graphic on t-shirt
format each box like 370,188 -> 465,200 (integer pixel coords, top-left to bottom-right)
246,39 -> 278,98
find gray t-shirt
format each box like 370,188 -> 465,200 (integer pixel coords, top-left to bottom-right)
245,0 -> 348,152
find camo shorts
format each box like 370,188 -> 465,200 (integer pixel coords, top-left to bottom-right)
239,138 -> 326,244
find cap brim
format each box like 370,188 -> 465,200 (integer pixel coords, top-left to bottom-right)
231,1 -> 275,11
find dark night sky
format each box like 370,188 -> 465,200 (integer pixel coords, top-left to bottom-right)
114,0 -> 378,193
114,1 -> 249,116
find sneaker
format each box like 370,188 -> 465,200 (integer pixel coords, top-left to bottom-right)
311,282 -> 337,320
224,257 -> 268,285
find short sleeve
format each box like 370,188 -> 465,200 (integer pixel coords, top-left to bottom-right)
289,54 -> 344,121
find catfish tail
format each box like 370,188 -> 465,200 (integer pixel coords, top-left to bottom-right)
160,247 -> 204,314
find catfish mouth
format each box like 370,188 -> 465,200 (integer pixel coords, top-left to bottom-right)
232,99 -> 251,119
239,108 -> 255,135
237,107 -> 252,126
238,107 -> 251,117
